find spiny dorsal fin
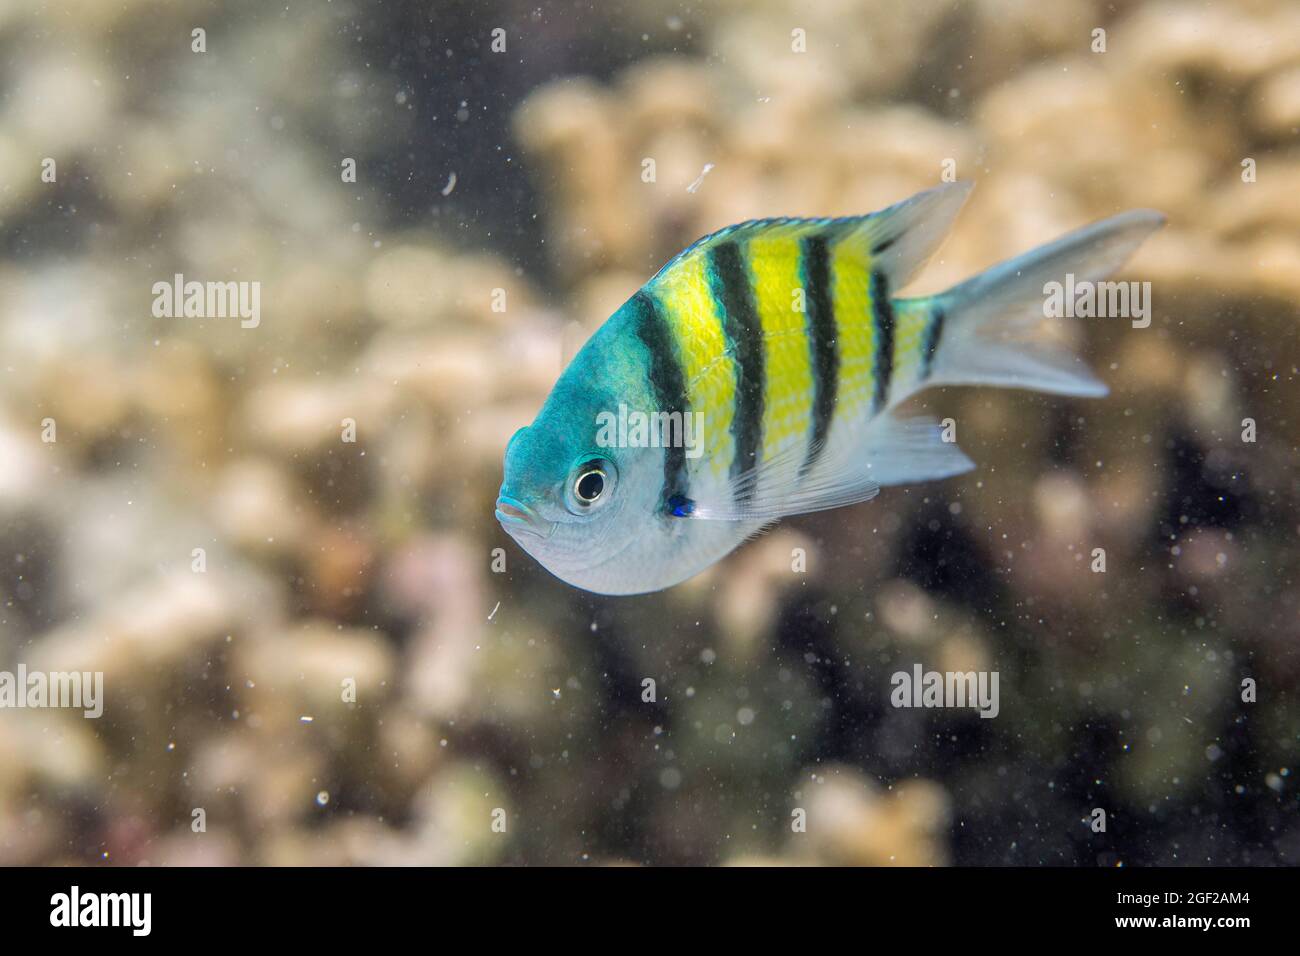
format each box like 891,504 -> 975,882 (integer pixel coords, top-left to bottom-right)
651,180 -> 973,292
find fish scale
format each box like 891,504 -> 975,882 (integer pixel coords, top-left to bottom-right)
646,217 -> 932,503
745,228 -> 818,466
649,250 -> 737,483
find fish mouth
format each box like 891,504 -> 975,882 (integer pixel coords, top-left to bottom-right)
495,495 -> 552,539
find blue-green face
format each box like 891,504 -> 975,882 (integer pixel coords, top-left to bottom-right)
497,404 -> 623,537
495,331 -> 665,593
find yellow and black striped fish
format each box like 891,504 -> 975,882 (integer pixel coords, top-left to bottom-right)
497,182 -> 1163,594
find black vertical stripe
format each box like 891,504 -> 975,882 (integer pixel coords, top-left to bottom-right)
870,270 -> 895,412
800,234 -> 838,476
920,303 -> 946,380
871,234 -> 898,255
707,240 -> 764,503
630,289 -> 690,515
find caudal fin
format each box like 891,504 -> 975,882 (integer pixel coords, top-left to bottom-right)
924,210 -> 1166,397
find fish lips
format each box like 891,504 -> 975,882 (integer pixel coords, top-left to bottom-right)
494,495 -> 554,539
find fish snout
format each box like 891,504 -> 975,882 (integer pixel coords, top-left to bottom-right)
495,495 -> 551,538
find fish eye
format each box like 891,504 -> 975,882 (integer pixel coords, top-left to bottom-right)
575,468 -> 605,503
565,457 -> 616,514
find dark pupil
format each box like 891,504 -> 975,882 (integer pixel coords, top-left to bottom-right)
576,470 -> 604,502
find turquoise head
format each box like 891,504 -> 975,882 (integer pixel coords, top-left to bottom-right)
496,307 -> 671,594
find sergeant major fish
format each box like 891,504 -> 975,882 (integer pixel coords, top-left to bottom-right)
497,182 -> 1163,594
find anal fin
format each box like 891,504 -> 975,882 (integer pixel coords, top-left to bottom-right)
854,412 -> 974,487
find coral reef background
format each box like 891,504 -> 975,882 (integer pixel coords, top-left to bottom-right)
0,0 -> 1296,865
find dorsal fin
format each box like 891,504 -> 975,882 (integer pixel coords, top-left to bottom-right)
650,181 -> 973,291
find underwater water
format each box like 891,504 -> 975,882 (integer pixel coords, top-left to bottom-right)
0,0 -> 1297,869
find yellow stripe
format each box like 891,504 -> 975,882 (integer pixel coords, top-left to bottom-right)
829,240 -> 877,416
745,231 -> 817,463
652,251 -> 735,478
889,298 -> 932,396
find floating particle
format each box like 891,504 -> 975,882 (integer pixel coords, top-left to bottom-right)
441,172 -> 457,196
686,163 -> 715,194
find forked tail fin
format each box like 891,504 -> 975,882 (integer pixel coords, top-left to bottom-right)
922,209 -> 1166,397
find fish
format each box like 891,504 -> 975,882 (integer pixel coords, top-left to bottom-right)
497,182 -> 1164,595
